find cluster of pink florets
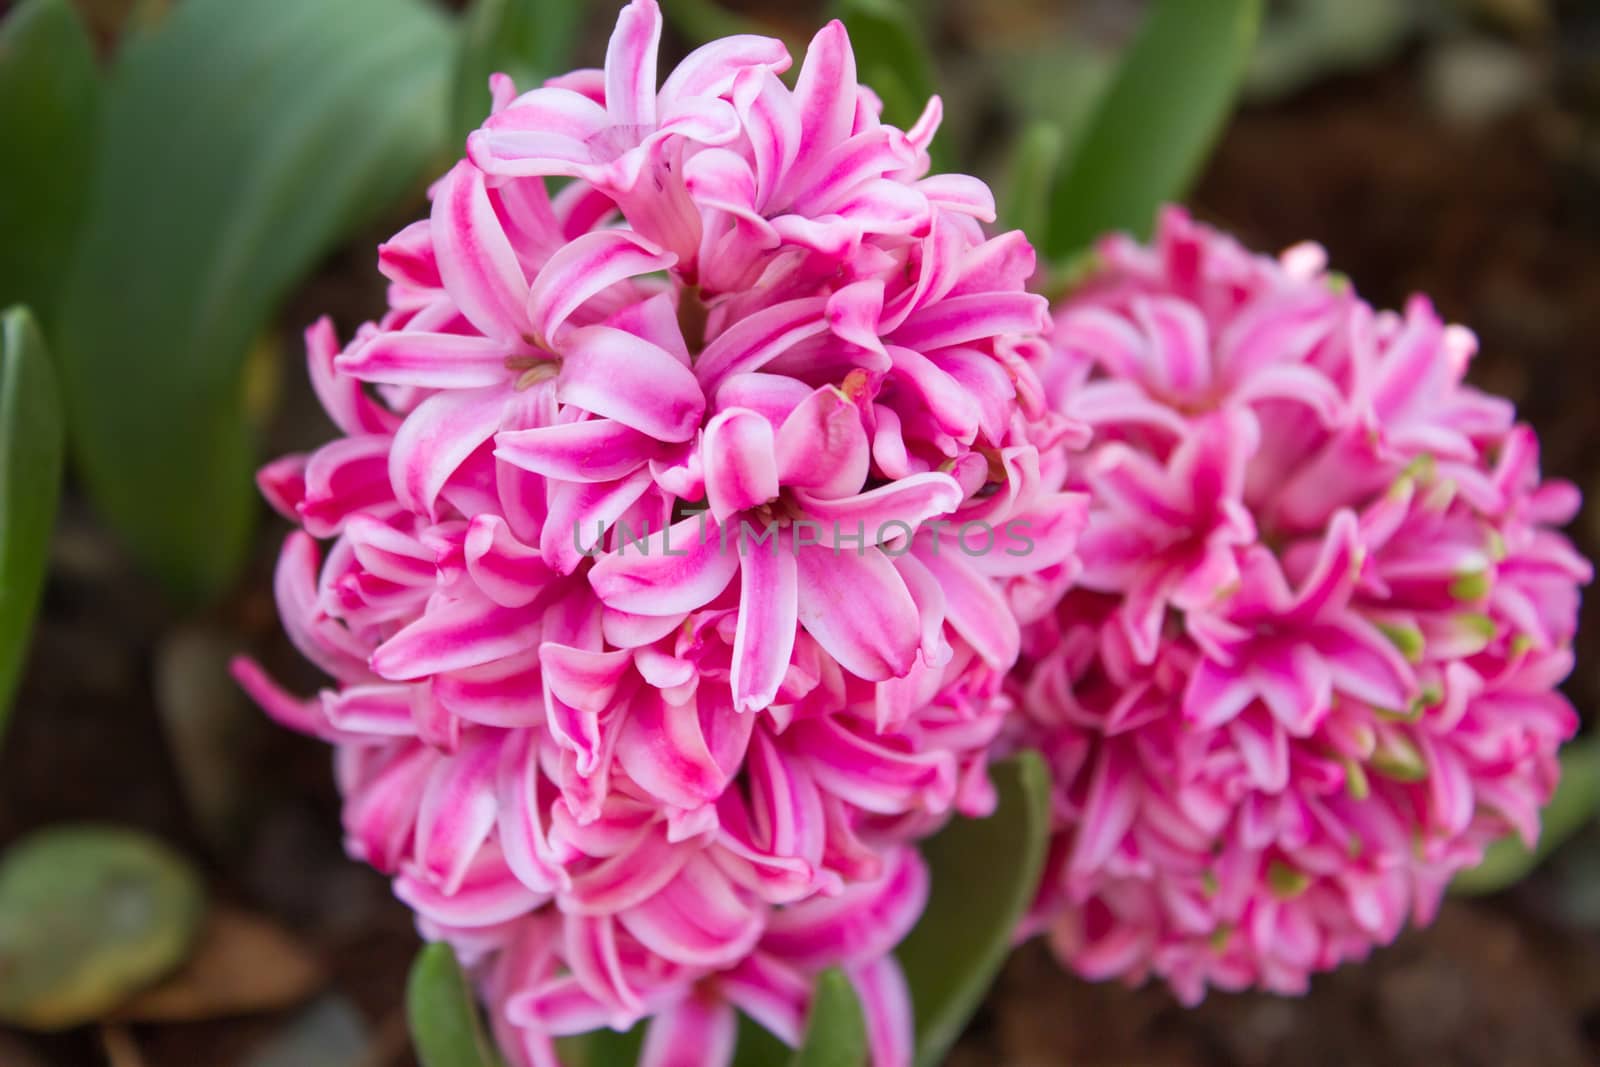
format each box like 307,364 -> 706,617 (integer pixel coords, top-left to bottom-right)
235,2 -> 1084,1063
239,0 -> 1591,1052
1014,207 -> 1591,1003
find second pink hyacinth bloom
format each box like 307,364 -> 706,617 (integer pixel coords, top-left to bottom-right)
1017,207 -> 1589,1004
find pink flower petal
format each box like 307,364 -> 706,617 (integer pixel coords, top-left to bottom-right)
774,386 -> 870,496
468,88 -> 612,177
732,539 -> 799,712
370,594 -> 540,681
389,386 -> 507,518
704,408 -> 780,522
589,514 -> 740,616
795,545 -> 923,681
431,161 -> 532,339
526,230 -> 675,345
604,0 -> 661,128
694,298 -> 829,388
639,992 -> 738,1067
849,956 -> 915,1067
337,330 -> 512,390
913,544 -> 1019,670
793,472 -> 962,548
413,730 -> 501,895
558,325 -> 706,442
792,20 -> 857,162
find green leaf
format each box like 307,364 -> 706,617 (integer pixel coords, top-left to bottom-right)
0,825 -> 206,1030
453,0 -> 582,145
1453,736 -> 1600,895
729,1014 -> 791,1067
832,0 -> 943,162
897,751 -> 1051,1067
556,1025 -> 645,1067
1043,0 -> 1263,259
0,0 -> 99,326
661,0 -> 779,49
792,969 -> 867,1067
53,0 -> 456,601
407,942 -> 504,1067
998,119 -> 1064,240
0,307 -> 64,735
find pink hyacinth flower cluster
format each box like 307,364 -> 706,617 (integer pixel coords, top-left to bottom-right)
1016,207 -> 1591,1004
235,2 -> 1084,1063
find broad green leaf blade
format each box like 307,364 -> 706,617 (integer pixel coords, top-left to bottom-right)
407,942 -> 504,1067
897,752 -> 1051,1067
453,0 -> 582,145
0,306 -> 63,733
1453,736 -> 1600,895
0,0 -> 98,326
0,825 -> 205,1031
1044,0 -> 1262,259
793,969 -> 867,1067
998,119 -> 1064,241
54,0 -> 455,601
832,0 -> 943,163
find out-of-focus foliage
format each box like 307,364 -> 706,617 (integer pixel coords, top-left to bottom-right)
1248,0 -> 1419,100
561,1025 -> 646,1067
1043,0 -> 1263,259
832,0 -> 945,166
0,0 -> 98,327
0,825 -> 205,1030
898,753 -> 1051,1067
999,119 -> 1064,241
53,0 -> 455,601
454,0 -> 584,145
0,307 -> 62,736
661,0 -> 782,50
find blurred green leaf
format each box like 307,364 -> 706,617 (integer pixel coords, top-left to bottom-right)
1247,0 -> 1417,102
0,307 -> 63,735
453,0 -> 582,145
661,0 -> 779,48
0,0 -> 99,326
0,825 -> 205,1030
1044,0 -> 1262,259
556,1025 -> 645,1067
832,0 -> 944,165
1453,736 -> 1600,895
897,751 -> 1051,1067
54,0 -> 455,602
999,119 -> 1064,240
793,969 -> 867,1067
729,1014 -> 790,1067
407,942 -> 505,1067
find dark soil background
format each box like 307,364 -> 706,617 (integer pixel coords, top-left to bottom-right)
3,1 -> 1598,1064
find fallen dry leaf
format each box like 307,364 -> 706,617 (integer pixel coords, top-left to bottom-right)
112,905 -> 325,1023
